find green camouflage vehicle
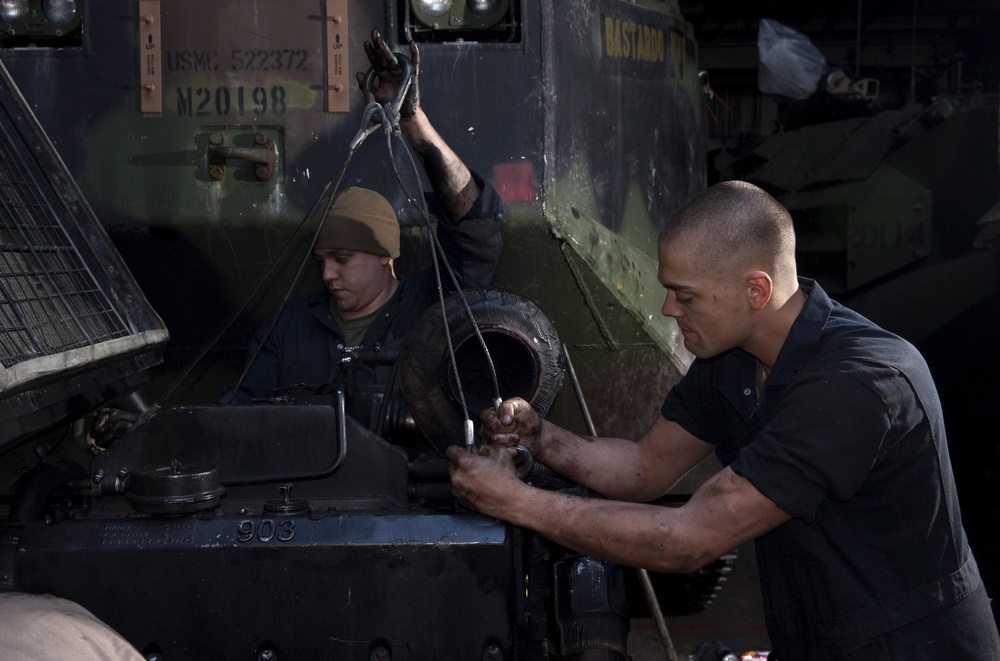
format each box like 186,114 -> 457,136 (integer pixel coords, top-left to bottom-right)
0,2 -> 721,659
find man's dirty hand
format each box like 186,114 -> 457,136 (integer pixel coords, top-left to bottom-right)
446,443 -> 523,517
479,397 -> 544,457
357,29 -> 420,117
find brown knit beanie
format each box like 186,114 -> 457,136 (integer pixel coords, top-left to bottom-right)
315,187 -> 400,258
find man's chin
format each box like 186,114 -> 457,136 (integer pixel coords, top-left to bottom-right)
683,339 -> 715,360
332,301 -> 358,316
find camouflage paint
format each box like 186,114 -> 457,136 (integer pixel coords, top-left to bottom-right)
0,0 -> 705,441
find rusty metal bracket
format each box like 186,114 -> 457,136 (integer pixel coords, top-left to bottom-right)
206,132 -> 278,181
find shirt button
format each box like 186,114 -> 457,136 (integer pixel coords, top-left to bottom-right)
743,388 -> 752,396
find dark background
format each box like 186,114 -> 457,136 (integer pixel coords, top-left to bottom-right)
629,2 -> 1000,656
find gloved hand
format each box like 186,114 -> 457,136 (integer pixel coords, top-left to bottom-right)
356,29 -> 420,118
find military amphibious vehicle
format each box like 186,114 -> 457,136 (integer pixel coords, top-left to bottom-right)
0,2 -> 726,659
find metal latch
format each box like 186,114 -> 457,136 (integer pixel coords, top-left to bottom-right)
207,132 -> 278,182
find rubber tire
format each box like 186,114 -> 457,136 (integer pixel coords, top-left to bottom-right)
399,288 -> 564,455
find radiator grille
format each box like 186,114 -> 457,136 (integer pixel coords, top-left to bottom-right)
0,59 -> 167,449
0,121 -> 132,368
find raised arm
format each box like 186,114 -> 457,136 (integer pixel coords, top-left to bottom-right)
359,31 -> 480,222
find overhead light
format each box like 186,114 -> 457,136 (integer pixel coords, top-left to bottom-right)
414,0 -> 452,18
0,0 -> 82,39
0,0 -> 29,24
467,0 -> 503,19
42,0 -> 77,26
409,0 -> 509,33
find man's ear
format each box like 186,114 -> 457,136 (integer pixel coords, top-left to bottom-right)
746,270 -> 773,311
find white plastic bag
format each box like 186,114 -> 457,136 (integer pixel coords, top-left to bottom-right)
757,18 -> 827,100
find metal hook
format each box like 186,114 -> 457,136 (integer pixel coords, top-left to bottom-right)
348,102 -> 387,152
348,53 -> 413,152
512,444 -> 534,480
362,53 -> 413,120
466,427 -> 534,480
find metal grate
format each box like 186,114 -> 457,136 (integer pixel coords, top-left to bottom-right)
0,123 -> 132,369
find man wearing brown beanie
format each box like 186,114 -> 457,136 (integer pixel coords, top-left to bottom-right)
222,32 -> 503,438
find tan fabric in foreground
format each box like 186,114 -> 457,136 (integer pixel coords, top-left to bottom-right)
0,592 -> 144,660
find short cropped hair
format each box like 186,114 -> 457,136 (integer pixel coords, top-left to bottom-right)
660,180 -> 796,281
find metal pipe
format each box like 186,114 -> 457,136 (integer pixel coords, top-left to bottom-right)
562,344 -> 679,661
855,0 -> 863,76
909,0 -> 917,104
563,343 -> 596,436
334,388 -> 348,474
639,568 -> 682,661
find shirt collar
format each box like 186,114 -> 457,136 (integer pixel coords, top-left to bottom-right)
768,277 -> 834,385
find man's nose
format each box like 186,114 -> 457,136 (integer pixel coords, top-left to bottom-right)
661,291 -> 679,318
322,261 -> 339,281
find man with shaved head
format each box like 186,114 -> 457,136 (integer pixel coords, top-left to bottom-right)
449,180 -> 1000,659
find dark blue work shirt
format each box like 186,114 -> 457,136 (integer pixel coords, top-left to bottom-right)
662,278 -> 998,658
221,173 -> 503,423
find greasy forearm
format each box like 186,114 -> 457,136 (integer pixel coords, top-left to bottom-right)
454,419 -> 785,576
399,109 -> 480,221
446,440 -> 703,571
489,465 -> 785,574
534,421 -> 674,502
500,483 -> 708,573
